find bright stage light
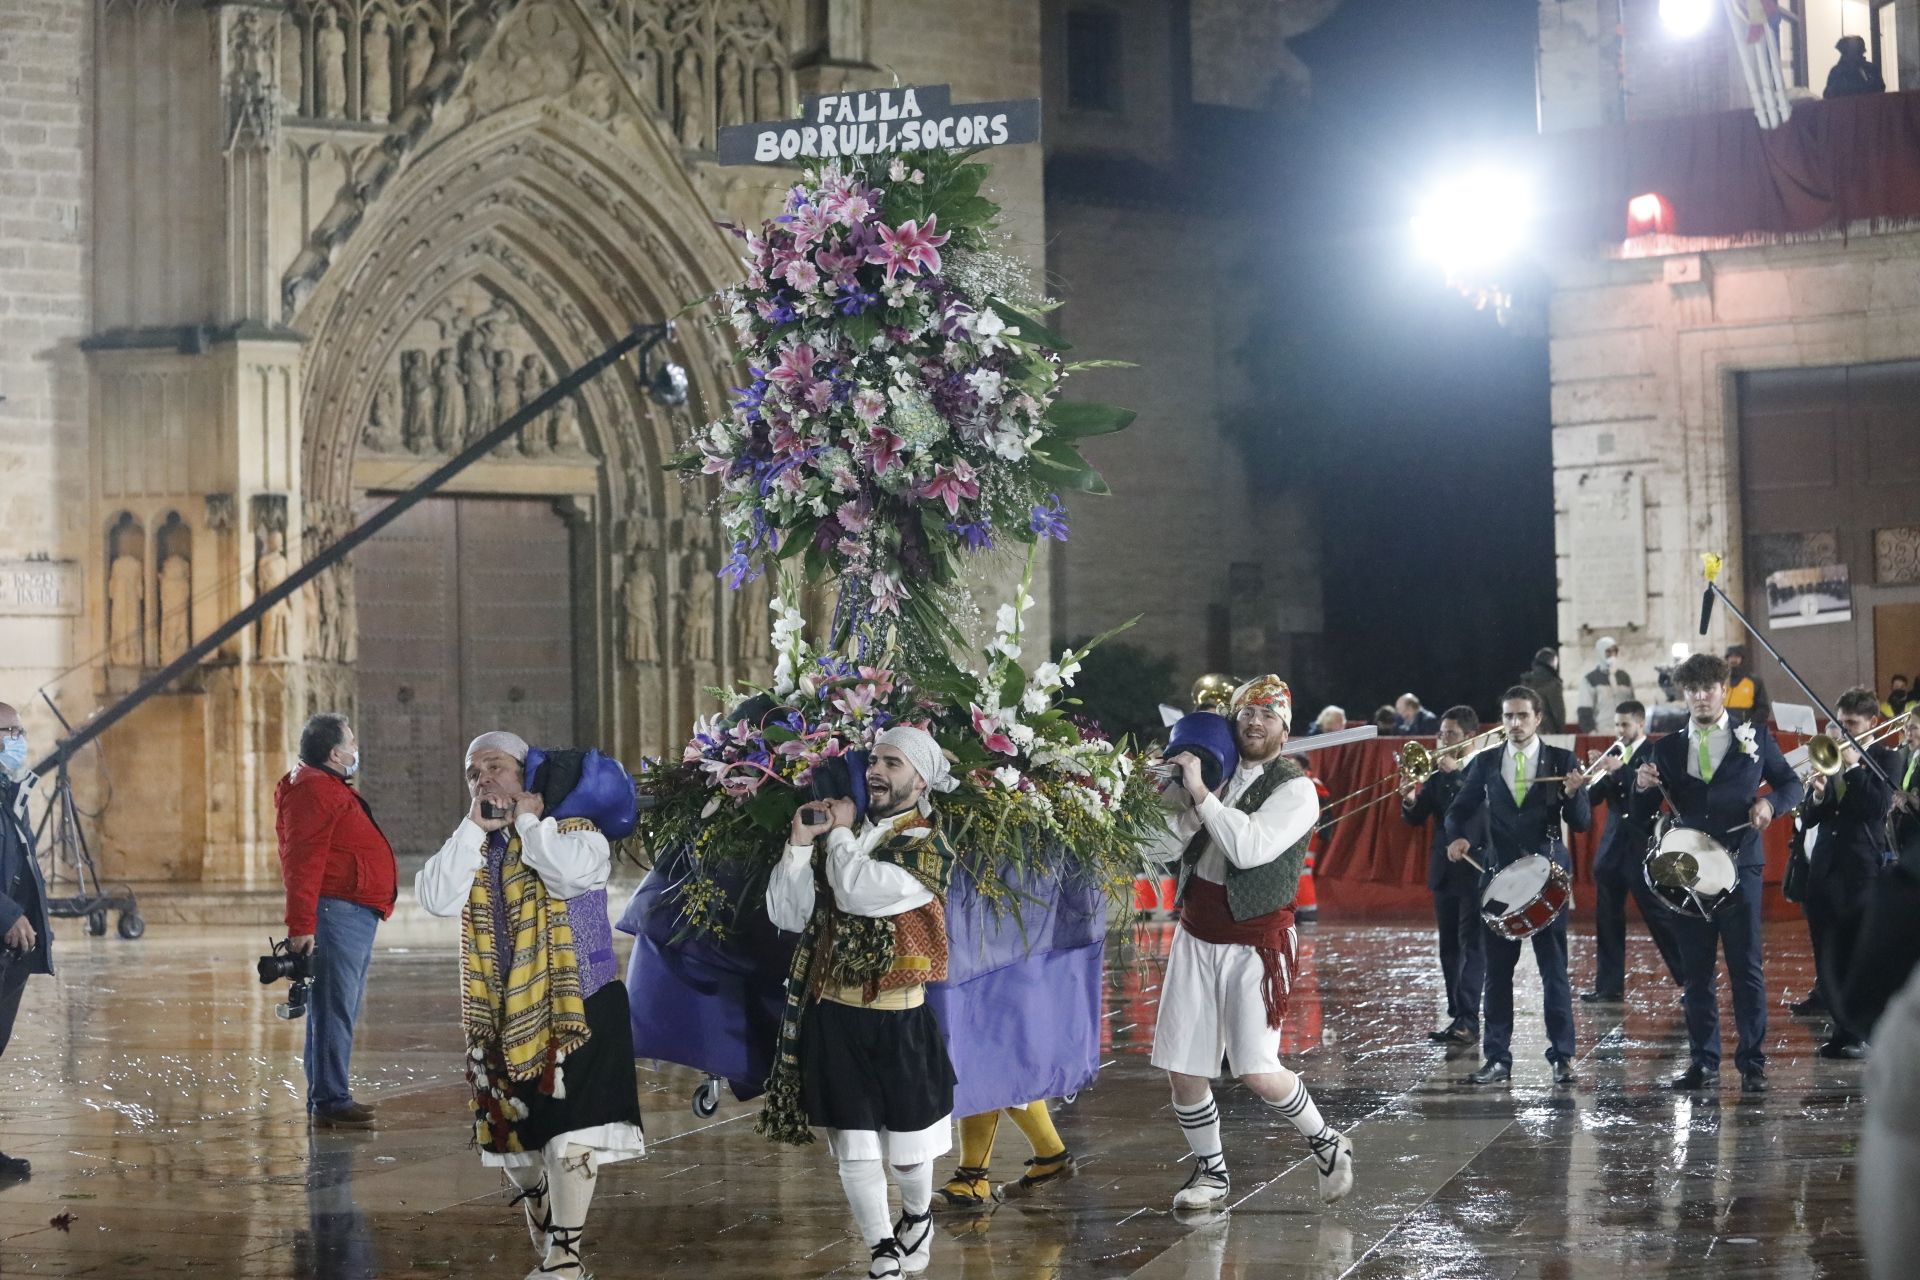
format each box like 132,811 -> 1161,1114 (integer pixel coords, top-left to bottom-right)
1410,171 -> 1533,278
1659,0 -> 1715,37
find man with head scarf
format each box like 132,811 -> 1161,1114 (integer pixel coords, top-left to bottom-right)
414,730 -> 644,1280
1575,636 -> 1635,734
1143,675 -> 1355,1213
763,724 -> 959,1279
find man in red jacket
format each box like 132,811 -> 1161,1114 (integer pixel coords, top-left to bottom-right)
276,713 -> 397,1128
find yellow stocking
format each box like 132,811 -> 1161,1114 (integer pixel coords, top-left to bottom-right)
958,1111 -> 1001,1169
1003,1099 -> 1067,1160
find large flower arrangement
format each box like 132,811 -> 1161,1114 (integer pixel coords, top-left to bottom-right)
685,148 -> 1133,654
633,559 -> 1162,938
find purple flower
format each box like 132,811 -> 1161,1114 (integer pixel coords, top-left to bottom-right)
947,520 -> 994,551
719,545 -> 758,589
1029,495 -> 1070,542
835,284 -> 880,316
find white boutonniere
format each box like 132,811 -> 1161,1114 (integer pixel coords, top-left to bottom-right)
1734,723 -> 1759,756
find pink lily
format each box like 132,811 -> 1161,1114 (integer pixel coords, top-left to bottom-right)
867,429 -> 904,476
765,343 -> 818,394
918,461 -> 979,517
971,707 -> 1018,757
851,388 -> 886,423
866,215 -> 950,279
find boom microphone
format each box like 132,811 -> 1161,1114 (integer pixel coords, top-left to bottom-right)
1699,585 -> 1715,636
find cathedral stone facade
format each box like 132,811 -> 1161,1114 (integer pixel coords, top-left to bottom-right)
0,0 -> 1328,883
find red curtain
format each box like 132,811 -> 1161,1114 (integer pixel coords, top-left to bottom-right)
1305,734 -> 1805,919
1539,90 -> 1920,242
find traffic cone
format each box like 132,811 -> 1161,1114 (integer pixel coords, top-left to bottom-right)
1295,846 -> 1318,922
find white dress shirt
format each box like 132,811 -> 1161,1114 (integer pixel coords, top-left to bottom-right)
1501,737 -> 1543,801
765,815 -> 934,933
1145,761 -> 1319,885
414,813 -> 612,917
1686,712 -> 1735,780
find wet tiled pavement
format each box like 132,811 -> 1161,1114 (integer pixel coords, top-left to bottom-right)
0,916 -> 1869,1277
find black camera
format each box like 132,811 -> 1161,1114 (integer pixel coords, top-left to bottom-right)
257,938 -> 313,1020
481,800 -> 511,821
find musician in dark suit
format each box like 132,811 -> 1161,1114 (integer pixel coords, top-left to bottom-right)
1582,700 -> 1687,1002
1802,688 -> 1898,1058
1443,686 -> 1592,1086
0,703 -> 52,1183
1401,705 -> 1486,1047
1890,711 -> 1920,872
1630,653 -> 1803,1093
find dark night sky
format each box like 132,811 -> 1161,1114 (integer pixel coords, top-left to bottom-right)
1262,0 -> 1558,721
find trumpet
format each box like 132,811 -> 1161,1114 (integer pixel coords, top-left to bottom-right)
1572,735 -> 1630,786
1318,726 -> 1508,831
1799,708 -> 1916,780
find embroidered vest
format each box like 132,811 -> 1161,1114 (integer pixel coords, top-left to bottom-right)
1177,756 -> 1311,922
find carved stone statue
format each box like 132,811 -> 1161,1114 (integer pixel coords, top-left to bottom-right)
674,49 -> 703,149
363,11 -> 393,122
279,12 -> 304,112
754,64 -> 782,122
107,548 -> 145,666
363,378 -> 402,453
551,394 -> 587,455
316,7 -> 347,118
460,334 -> 494,444
257,529 -> 291,660
400,349 -> 430,452
680,570 -> 716,663
517,355 -> 551,456
431,347 -> 462,453
490,349 -> 520,458
739,573 -> 770,660
336,568 -> 358,663
623,566 -> 659,665
158,554 -> 192,664
718,51 -> 744,127
404,19 -> 434,95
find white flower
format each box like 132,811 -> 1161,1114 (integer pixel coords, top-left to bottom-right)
965,368 -> 1003,402
993,766 -> 1022,790
994,603 -> 1019,637
1007,722 -> 1036,750
1734,722 -> 1758,755
969,307 -> 1012,354
1021,685 -> 1050,715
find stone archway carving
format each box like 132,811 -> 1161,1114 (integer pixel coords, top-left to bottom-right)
291,0 -> 777,760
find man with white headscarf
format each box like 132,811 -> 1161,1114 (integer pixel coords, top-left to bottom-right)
763,725 -> 959,1280
1145,675 -> 1354,1213
415,730 -> 644,1280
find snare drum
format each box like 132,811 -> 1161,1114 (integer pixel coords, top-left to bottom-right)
1642,824 -> 1739,918
1480,853 -> 1574,940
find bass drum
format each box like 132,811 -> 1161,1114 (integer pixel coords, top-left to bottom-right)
1480,853 -> 1574,940
1643,823 -> 1738,918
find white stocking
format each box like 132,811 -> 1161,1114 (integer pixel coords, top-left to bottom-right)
837,1156 -> 894,1246
533,1145 -> 597,1279
503,1161 -> 550,1256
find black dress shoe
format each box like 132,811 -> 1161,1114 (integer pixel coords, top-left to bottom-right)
1741,1070 -> 1769,1094
1817,1040 -> 1867,1060
1669,1064 -> 1719,1091
1445,1023 -> 1479,1046
1789,995 -> 1827,1017
1580,990 -> 1624,1004
1464,1061 -> 1511,1085
0,1153 -> 29,1183
1552,1060 -> 1576,1085
1428,1026 -> 1457,1043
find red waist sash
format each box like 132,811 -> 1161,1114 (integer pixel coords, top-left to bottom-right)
1179,877 -> 1296,1029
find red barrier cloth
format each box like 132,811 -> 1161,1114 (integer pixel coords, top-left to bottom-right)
1539,90 -> 1920,243
1304,734 -> 1805,919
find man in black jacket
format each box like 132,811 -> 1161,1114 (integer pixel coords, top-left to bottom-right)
1520,647 -> 1567,732
1444,686 -> 1592,1086
1824,35 -> 1886,98
1802,688 -> 1898,1058
1582,700 -> 1687,1002
1401,705 -> 1485,1047
1631,653 -> 1803,1093
0,703 -> 53,1183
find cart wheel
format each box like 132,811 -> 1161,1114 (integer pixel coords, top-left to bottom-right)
692,1079 -> 721,1118
117,913 -> 146,940
86,910 -> 108,937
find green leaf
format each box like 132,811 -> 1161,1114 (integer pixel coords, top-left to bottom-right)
1062,359 -> 1137,372
776,519 -> 817,561
990,300 -> 1070,353
998,663 -> 1027,715
1045,401 -> 1137,438
744,787 -> 799,834
761,725 -> 798,745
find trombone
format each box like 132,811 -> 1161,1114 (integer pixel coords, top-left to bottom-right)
1798,707 -> 1916,781
1317,726 -> 1508,831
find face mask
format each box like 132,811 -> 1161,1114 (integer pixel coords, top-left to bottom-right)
0,737 -> 27,778
342,749 -> 361,779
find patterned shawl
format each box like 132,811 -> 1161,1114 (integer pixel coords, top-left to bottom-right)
459,820 -> 595,1083
757,810 -> 955,1146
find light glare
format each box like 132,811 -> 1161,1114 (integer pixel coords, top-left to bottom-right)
1660,0 -> 1714,37
1410,172 -> 1533,277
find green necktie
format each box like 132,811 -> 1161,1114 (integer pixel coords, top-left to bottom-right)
1514,751 -> 1528,804
1696,730 -> 1714,782
1905,752 -> 1917,791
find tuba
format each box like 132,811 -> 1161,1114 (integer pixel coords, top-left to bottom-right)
1190,673 -> 1238,714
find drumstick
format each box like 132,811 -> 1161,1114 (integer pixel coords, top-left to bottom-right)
1462,854 -> 1485,873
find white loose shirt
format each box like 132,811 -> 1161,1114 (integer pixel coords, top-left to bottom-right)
1145,761 -> 1319,885
765,816 -> 934,933
413,813 -> 612,917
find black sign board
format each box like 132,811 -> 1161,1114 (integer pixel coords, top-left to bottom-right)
716,84 -> 1042,166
